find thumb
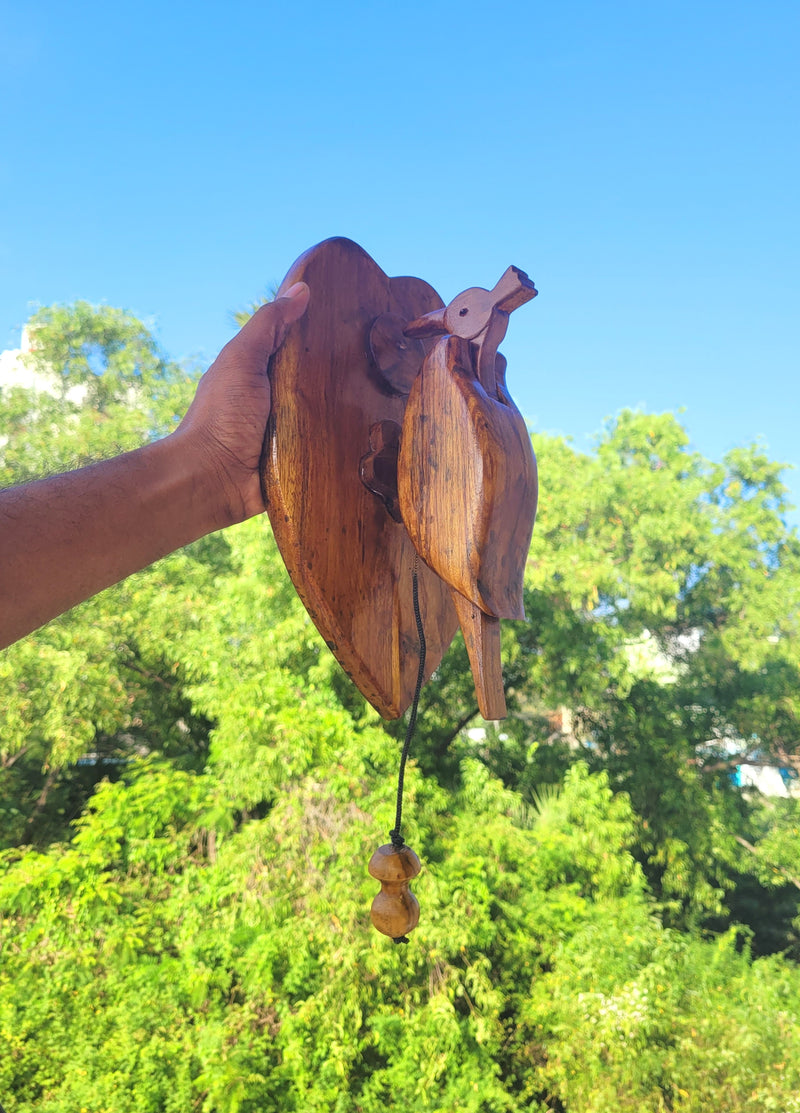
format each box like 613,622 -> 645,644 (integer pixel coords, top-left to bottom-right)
231,281 -> 310,363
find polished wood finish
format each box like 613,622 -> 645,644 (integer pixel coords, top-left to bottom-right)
398,334 -> 537,620
263,238 -> 458,720
398,272 -> 538,719
264,240 -> 537,725
264,241 -> 537,939
368,844 -> 421,940
359,420 -> 403,524
368,313 -> 426,395
451,594 -> 507,720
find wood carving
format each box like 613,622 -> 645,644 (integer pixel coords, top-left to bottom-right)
263,239 -> 537,722
398,269 -> 538,719
368,844 -> 421,942
262,238 -> 458,720
263,240 -> 537,942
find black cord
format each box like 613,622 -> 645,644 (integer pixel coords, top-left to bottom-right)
389,558 -> 426,850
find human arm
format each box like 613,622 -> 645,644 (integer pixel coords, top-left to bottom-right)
0,282 -> 309,649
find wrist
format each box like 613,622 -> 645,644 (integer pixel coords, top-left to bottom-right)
158,428 -> 256,537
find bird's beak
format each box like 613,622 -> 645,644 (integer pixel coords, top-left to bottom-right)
404,306 -> 448,339
492,266 -> 537,313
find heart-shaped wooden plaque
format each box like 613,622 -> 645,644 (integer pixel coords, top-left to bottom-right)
262,238 -> 459,719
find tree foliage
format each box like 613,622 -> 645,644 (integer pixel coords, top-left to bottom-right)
1,303 -> 800,1111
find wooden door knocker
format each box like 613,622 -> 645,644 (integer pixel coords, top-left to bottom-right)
262,238 -> 538,940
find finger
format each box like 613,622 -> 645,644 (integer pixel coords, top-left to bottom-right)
229,282 -> 310,365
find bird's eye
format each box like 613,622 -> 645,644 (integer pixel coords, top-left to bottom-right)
458,307 -> 469,317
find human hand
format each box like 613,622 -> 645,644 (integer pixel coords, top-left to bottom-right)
0,281 -> 310,647
174,281 -> 310,526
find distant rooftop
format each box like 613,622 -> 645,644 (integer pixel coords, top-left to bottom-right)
0,328 -> 86,403
0,328 -> 46,391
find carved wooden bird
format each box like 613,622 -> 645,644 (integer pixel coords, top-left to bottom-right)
398,268 -> 538,719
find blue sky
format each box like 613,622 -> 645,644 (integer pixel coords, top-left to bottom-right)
1,1 -> 798,519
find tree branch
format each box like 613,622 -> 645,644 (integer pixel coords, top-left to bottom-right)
1,745 -> 30,770
691,756 -> 787,775
430,706 -> 481,758
734,834 -> 800,891
120,657 -> 175,690
25,767 -> 60,829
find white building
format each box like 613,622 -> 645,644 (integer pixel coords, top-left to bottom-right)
0,328 -> 46,391
0,328 -> 86,403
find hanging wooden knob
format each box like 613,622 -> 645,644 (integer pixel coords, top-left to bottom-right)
368,844 -> 421,942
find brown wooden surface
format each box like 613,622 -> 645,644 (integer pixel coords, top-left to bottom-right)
368,844 -> 421,940
398,333 -> 538,621
263,237 -> 458,720
451,593 -> 507,720
398,270 -> 538,720
368,313 -> 426,395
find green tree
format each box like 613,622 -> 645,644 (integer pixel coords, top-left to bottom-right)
478,410 -> 800,931
3,304 -> 800,1110
0,303 -> 205,845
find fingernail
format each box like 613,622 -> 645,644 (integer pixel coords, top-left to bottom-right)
282,281 -> 307,300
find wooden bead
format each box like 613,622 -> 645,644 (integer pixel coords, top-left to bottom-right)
368,844 -> 421,941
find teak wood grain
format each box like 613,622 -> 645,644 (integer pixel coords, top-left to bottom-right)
263,239 -> 537,724
397,271 -> 538,718
368,844 -> 421,940
398,334 -> 537,622
262,237 -> 458,720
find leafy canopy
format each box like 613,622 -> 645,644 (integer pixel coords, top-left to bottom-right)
2,302 -> 800,1111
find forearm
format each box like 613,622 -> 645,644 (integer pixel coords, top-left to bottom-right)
0,281 -> 309,649
0,432 -> 233,648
